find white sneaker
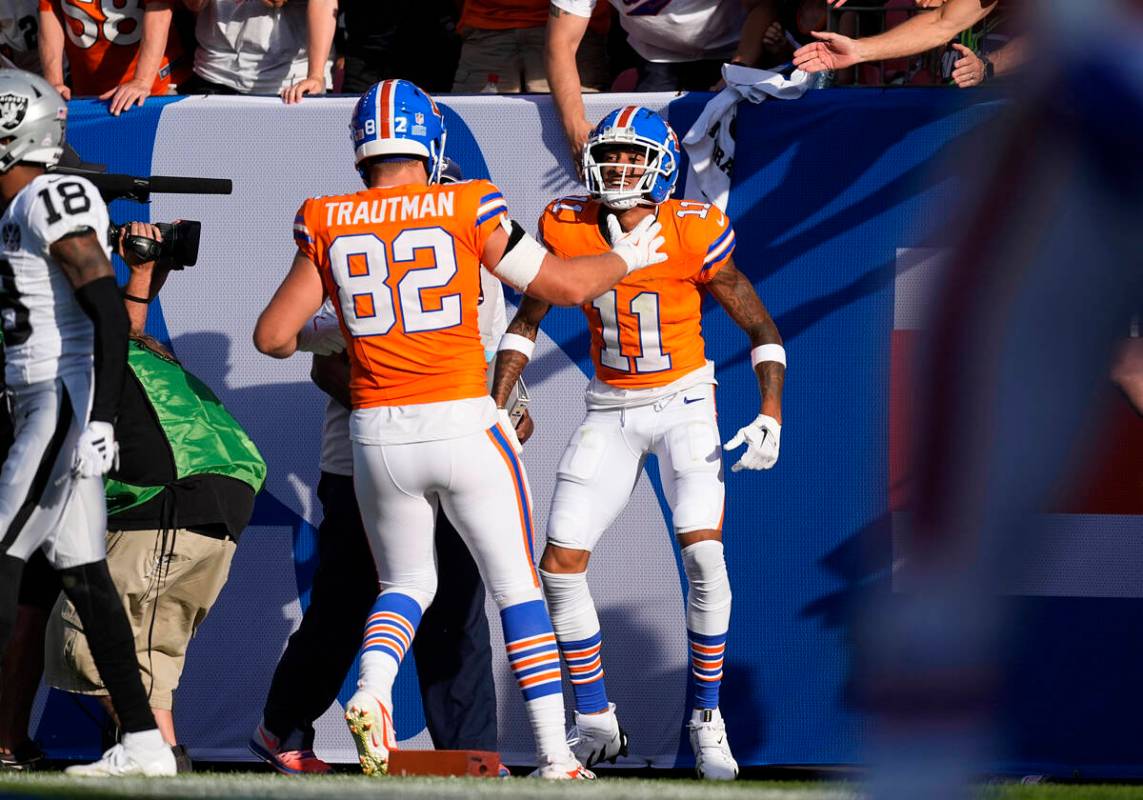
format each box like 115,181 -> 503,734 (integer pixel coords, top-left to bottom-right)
529,752 -> 595,780
344,689 -> 396,776
567,702 -> 628,767
65,742 -> 176,777
688,708 -> 739,781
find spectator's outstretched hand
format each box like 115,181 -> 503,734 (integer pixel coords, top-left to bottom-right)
915,0 -> 948,7
950,43 -> 985,87
101,79 -> 150,116
53,83 -> 72,101
282,77 -> 324,104
792,31 -> 861,72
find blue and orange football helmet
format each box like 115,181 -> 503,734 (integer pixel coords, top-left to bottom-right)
350,79 -> 447,183
582,106 -> 680,209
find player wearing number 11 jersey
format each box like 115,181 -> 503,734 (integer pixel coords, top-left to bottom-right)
491,106 -> 787,780
254,79 -> 668,779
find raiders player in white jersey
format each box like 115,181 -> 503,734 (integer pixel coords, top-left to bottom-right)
0,69 -> 176,777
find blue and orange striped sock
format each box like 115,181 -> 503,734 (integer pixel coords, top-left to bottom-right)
501,598 -> 569,759
558,632 -> 610,714
358,592 -> 423,699
689,630 -> 728,709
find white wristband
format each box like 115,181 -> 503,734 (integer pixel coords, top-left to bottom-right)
498,332 -> 536,360
750,344 -> 786,368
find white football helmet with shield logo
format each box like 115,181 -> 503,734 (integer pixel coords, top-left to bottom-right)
0,68 -> 67,173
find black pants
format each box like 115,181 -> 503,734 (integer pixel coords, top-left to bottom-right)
261,472 -> 496,751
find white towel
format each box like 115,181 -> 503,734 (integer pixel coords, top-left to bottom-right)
682,63 -> 814,210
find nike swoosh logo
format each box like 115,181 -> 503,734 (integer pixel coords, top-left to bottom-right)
683,396 -> 703,405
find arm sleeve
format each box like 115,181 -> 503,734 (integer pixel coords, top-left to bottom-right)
693,206 -> 736,284
551,0 -> 596,17
473,180 -> 510,253
293,199 -> 320,262
536,202 -> 569,259
74,276 -> 129,424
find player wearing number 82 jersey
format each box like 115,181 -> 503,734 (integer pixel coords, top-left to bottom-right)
491,106 -> 787,780
254,79 -> 669,779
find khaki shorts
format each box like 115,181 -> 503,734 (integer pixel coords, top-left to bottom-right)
45,529 -> 236,710
452,26 -> 610,93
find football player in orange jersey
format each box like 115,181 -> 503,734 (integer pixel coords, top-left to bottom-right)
253,80 -> 669,779
491,106 -> 786,780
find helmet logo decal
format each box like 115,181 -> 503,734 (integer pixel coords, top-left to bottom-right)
0,93 -> 29,131
1,223 -> 20,251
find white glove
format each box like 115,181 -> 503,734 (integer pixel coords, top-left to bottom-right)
607,214 -> 667,274
498,407 -> 523,456
296,311 -> 346,355
723,414 -> 781,472
73,421 -> 118,478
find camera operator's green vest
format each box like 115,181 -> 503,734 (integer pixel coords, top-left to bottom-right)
105,340 -> 266,515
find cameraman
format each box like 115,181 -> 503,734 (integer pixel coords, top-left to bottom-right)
41,222 -> 266,764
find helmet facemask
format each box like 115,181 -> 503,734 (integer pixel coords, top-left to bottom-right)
583,135 -> 675,210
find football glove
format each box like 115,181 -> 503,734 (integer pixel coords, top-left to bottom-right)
498,407 -> 524,456
296,311 -> 346,356
724,414 -> 781,472
607,214 -> 667,274
73,421 -> 118,478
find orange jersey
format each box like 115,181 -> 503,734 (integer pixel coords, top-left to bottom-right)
459,0 -> 610,33
539,197 -> 735,390
41,0 -> 189,96
294,179 -> 509,409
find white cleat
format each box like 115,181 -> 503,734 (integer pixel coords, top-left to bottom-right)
689,708 -> 739,781
344,689 -> 396,776
530,752 -> 595,780
65,743 -> 176,777
567,702 -> 629,768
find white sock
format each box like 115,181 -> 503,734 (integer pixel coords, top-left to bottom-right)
526,693 -> 573,762
681,540 -> 732,634
357,651 -> 397,709
539,569 -> 601,640
122,728 -> 167,753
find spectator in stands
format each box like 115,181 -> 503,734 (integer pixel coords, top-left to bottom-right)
452,0 -> 609,94
338,1 -> 460,94
548,0 -> 780,163
792,0 -> 996,74
38,0 -> 190,114
949,34 -> 1026,87
180,0 -> 335,104
41,223 -> 266,764
0,0 -> 40,73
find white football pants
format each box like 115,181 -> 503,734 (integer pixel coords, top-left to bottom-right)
0,375 -> 106,569
547,383 -> 725,552
352,422 -> 541,608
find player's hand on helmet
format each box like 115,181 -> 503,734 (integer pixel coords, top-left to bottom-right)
498,408 -> 524,456
74,421 -> 118,479
296,311 -> 345,355
724,414 -> 781,471
282,77 -> 325,104
101,78 -> 151,117
607,214 -> 667,274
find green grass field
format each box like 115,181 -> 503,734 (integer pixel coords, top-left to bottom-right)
3,774 -> 1143,800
